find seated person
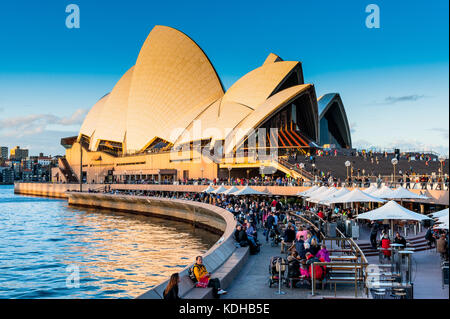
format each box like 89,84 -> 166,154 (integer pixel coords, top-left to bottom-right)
193,256 -> 227,298
287,251 -> 301,280
289,236 -> 306,259
299,259 -> 310,278
393,232 -> 407,248
245,220 -> 257,240
315,244 -> 331,262
305,252 -> 324,281
309,238 -> 321,256
234,224 -> 258,250
281,223 -> 296,253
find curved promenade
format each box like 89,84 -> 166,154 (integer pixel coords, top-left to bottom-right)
67,192 -> 247,299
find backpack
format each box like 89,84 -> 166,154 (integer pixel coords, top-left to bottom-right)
188,265 -> 199,282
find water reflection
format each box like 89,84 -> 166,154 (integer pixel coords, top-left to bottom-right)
0,185 -> 219,298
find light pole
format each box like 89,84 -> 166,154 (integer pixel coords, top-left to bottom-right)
345,160 -> 351,186
260,165 -> 265,185
439,155 -> 445,178
312,163 -> 316,184
439,155 -> 445,189
391,158 -> 398,187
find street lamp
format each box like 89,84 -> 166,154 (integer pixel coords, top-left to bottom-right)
439,155 -> 445,188
391,158 -> 398,187
345,160 -> 351,185
438,155 -> 445,178
299,163 -> 305,180
312,163 -> 316,184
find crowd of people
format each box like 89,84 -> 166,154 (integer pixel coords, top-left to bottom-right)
95,186 -> 448,297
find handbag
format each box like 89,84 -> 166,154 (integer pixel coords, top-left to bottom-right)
195,276 -> 209,288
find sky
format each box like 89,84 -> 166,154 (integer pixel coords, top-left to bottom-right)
0,0 -> 448,156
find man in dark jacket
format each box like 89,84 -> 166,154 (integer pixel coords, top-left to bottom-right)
234,225 -> 248,246
293,236 -> 306,259
265,212 -> 276,242
281,224 -> 296,253
425,227 -> 436,248
370,221 -> 380,249
394,232 -> 407,248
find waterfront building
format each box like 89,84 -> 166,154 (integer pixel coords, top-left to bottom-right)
0,167 -> 14,184
58,25 -> 352,184
10,146 -> 29,161
0,146 -> 8,160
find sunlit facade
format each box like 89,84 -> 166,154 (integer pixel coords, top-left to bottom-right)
57,25 -> 352,184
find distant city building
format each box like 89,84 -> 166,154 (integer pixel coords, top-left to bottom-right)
0,167 -> 14,184
0,146 -> 8,160
37,156 -> 52,166
10,146 -> 29,161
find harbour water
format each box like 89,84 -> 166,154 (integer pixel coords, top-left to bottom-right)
0,185 -> 219,299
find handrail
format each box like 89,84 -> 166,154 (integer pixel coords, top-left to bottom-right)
288,211 -> 326,241
291,209 -> 369,297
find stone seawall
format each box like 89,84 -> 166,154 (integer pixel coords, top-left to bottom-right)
15,182 -> 449,205
67,192 -> 240,299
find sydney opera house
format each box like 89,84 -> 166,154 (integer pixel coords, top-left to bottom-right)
56,25 -> 352,184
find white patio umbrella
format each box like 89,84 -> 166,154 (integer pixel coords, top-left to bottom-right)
321,187 -> 351,206
296,185 -> 319,196
327,188 -> 386,204
430,208 -> 449,218
363,184 -> 378,194
202,185 -> 216,193
370,185 -> 395,198
222,186 -> 239,195
307,187 -> 338,204
211,185 -> 228,194
357,200 -> 432,238
231,185 -> 267,196
302,186 -> 328,198
434,215 -> 449,230
385,186 -> 430,200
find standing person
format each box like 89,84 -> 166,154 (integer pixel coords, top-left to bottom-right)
381,234 -> 391,260
193,256 -> 227,298
425,227 -> 436,248
163,273 -> 181,300
437,234 -> 448,261
265,212 -> 275,242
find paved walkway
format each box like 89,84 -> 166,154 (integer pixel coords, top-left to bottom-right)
366,250 -> 448,299
222,230 -> 367,299
223,227 -> 448,299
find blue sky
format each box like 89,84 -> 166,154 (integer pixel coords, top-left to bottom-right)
0,0 -> 448,156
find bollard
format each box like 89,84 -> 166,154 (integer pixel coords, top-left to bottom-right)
275,258 -> 286,295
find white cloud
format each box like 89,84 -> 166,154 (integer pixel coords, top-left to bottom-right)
352,138 -> 449,157
0,109 -> 88,138
350,122 -> 357,133
428,128 -> 449,140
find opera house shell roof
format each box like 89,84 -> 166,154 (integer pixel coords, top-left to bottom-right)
78,25 -> 350,157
